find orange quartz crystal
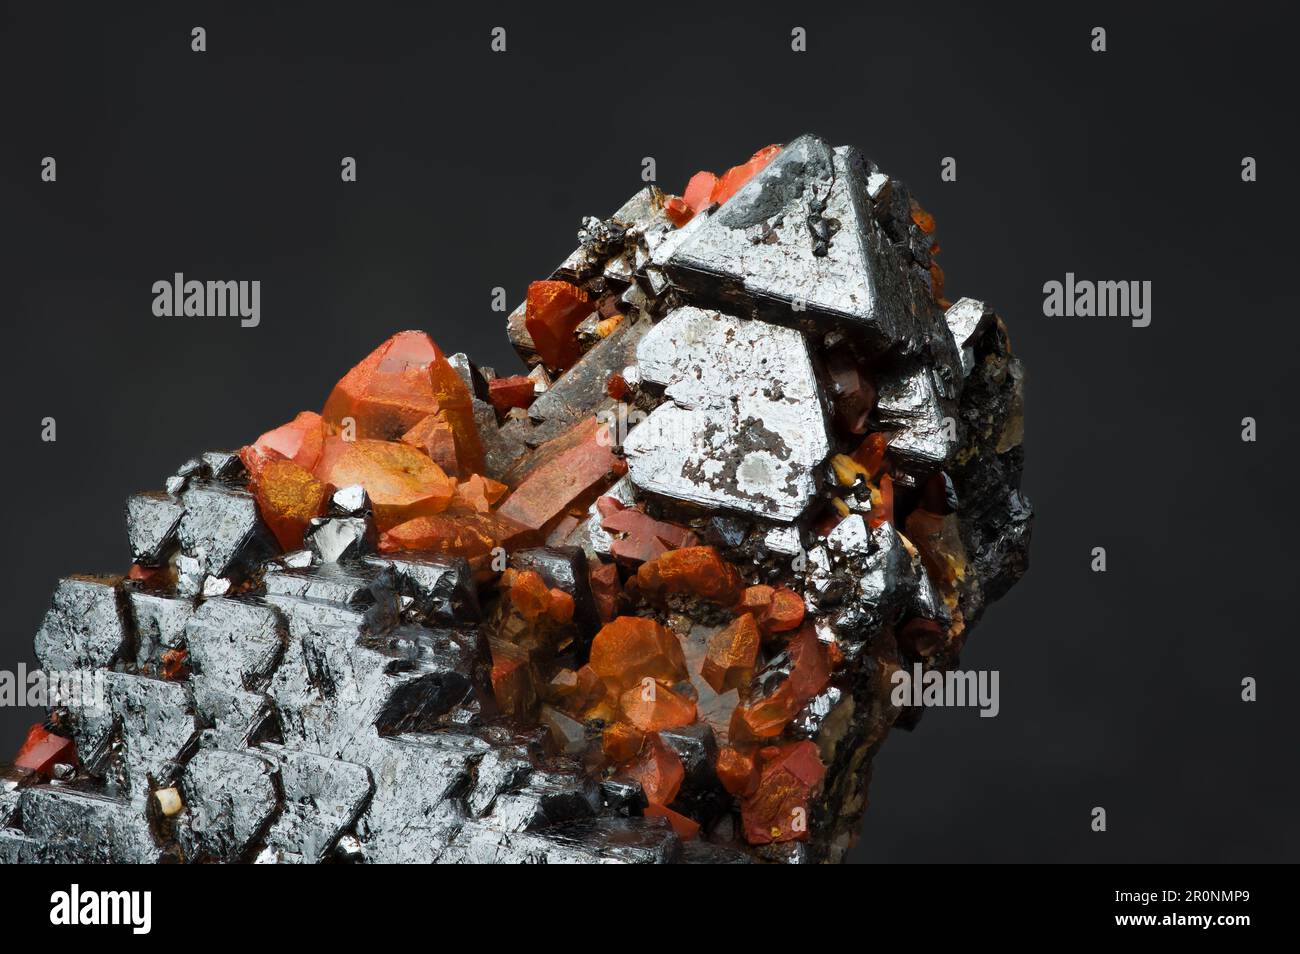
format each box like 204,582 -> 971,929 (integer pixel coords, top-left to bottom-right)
683,171 -> 718,214
626,734 -> 698,839
248,457 -> 331,550
505,569 -> 552,620
619,679 -> 698,733
316,439 -> 454,531
701,612 -> 760,694
601,721 -> 645,763
588,616 -> 688,694
716,745 -> 760,798
664,196 -> 693,228
495,416 -> 620,535
322,330 -> 483,475
400,411 -> 460,477
739,585 -> 805,635
665,150 -> 779,230
710,145 -> 781,206
240,410 -> 325,478
524,280 -> 592,371
635,546 -> 744,607
378,510 -> 532,564
729,683 -> 801,744
449,474 -> 508,514
625,733 -> 684,807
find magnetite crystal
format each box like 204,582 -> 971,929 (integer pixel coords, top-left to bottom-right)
3,134 -> 1031,864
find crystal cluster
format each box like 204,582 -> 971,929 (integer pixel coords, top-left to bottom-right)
2,134 -> 1030,863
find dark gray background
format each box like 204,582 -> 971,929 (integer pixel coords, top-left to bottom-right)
2,2 -> 1295,862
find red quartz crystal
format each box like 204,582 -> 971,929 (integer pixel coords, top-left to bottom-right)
625,733 -> 684,806
683,171 -> 719,214
786,623 -> 832,703
496,416 -> 620,535
241,410 -> 325,478
598,497 -> 700,566
604,372 -> 628,400
588,561 -> 622,623
14,724 -> 75,776
711,145 -> 781,206
524,280 -> 592,371
488,375 -> 536,415
489,637 -> 535,718
741,740 -> 826,844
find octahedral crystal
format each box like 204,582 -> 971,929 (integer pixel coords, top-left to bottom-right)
8,135 -> 1031,865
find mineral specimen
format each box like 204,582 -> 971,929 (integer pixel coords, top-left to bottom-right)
2,134 -> 1030,865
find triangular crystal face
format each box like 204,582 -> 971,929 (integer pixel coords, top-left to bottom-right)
656,133 -> 914,353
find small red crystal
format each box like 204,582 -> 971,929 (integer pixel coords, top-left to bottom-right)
14,724 -> 75,776
525,280 -> 592,371
488,375 -> 536,415
741,740 -> 826,845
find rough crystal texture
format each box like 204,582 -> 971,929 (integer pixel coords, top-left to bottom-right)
623,306 -> 830,522
6,135 -> 1029,864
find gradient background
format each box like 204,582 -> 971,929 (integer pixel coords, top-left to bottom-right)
1,2 -> 1296,862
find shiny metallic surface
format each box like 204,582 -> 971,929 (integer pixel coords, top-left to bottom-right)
624,306 -> 830,521
7,135 -> 1032,865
